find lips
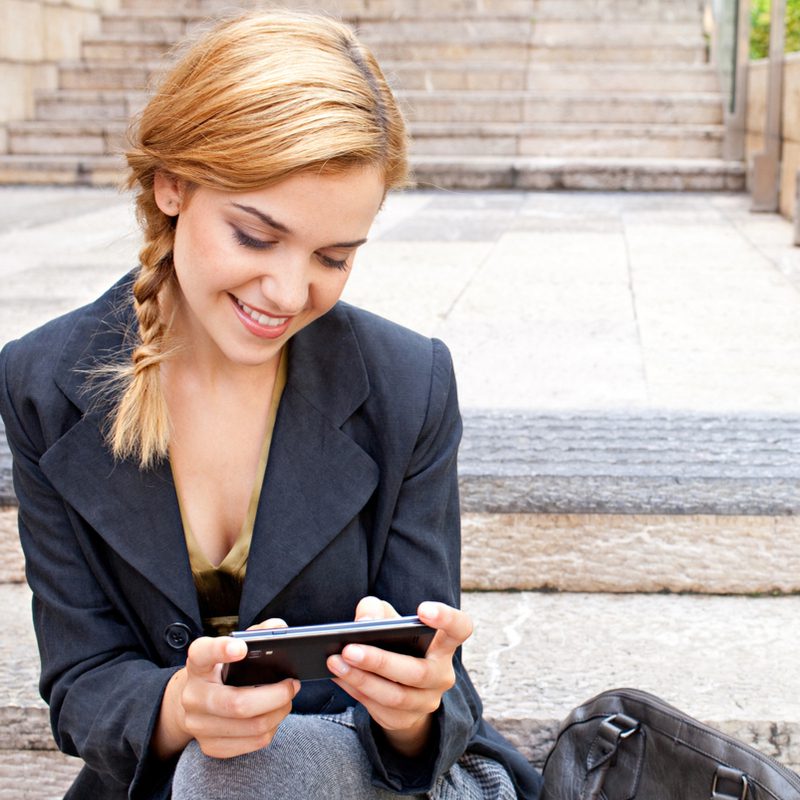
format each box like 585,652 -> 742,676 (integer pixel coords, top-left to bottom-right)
231,295 -> 292,339
236,297 -> 288,327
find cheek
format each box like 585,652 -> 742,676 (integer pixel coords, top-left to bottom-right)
315,272 -> 351,309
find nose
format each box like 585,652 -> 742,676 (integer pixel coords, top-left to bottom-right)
258,254 -> 309,315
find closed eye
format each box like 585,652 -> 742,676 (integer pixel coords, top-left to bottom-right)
232,227 -> 274,250
318,253 -> 349,271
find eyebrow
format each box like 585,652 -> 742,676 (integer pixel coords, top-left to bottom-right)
231,202 -> 368,248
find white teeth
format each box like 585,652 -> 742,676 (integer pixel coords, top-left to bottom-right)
237,298 -> 287,327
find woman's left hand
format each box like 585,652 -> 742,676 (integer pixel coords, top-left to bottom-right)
327,596 -> 473,758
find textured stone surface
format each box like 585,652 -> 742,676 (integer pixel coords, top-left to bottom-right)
458,412 -> 800,515
461,591 -> 800,769
461,512 -> 800,593
4,583 -> 800,777
0,509 -> 23,583
0,751 -> 82,800
5,505 -> 799,595
4,410 -> 799,514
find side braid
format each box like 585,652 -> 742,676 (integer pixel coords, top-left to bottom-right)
107,193 -> 177,468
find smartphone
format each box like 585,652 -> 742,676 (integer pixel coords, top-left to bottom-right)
221,616 -> 436,686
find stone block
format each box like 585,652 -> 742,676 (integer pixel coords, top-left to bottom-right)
529,43 -> 707,64
462,591 -> 800,768
0,509 -> 24,583
42,4 -> 101,61
522,95 -> 723,126
526,64 -> 720,94
0,751 -> 82,799
780,141 -> 800,221
746,59 -> 768,138
532,19 -> 704,46
9,129 -> 106,156
0,0 -> 45,62
461,512 -> 800,594
783,53 -> 800,142
404,92 -> 524,124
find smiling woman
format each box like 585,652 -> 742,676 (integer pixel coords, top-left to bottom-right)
0,10 -> 542,800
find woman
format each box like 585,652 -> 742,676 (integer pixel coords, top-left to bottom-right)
0,11 -> 542,800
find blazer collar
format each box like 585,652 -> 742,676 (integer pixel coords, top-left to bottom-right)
40,278 -> 377,627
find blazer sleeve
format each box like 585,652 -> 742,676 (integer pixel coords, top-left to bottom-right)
0,342 -> 178,800
350,337 -> 483,793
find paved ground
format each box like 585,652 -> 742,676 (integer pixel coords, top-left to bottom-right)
1,186 -> 799,414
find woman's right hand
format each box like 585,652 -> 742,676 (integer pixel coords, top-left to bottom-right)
154,633 -> 300,760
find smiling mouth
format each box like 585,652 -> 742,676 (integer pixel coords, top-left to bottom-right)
234,297 -> 289,328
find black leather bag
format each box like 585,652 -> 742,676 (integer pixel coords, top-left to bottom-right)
541,688 -> 800,800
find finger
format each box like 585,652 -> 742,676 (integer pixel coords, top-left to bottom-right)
185,678 -> 300,721
329,661 -> 441,718
246,618 -> 288,631
332,645 -> 430,689
417,602 -> 473,655
186,636 -> 247,680
354,596 -> 399,621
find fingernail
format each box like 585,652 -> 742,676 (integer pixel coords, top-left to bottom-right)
225,639 -> 245,659
292,680 -> 301,694
329,656 -> 349,676
346,645 -> 365,663
419,602 -> 438,620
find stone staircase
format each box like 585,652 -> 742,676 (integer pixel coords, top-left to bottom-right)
2,408 -> 800,795
0,0 -> 745,190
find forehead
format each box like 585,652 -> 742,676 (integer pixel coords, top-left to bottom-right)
211,167 -> 386,240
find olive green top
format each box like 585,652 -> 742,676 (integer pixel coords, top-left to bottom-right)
174,350 -> 288,636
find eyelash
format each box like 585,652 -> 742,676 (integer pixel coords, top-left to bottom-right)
232,227 -> 350,271
233,227 -> 272,250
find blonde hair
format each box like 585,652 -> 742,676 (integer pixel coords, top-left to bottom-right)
109,10 -> 409,468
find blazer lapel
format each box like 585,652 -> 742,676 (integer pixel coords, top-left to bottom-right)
37,275 -> 200,622
238,305 -> 379,627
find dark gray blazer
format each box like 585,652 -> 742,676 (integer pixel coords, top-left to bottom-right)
0,274 -> 542,800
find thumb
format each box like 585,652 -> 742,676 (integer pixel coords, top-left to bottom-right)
186,635 -> 247,680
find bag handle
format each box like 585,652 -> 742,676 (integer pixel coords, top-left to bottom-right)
582,715 -> 751,800
583,714 -> 641,800
712,766 -> 750,800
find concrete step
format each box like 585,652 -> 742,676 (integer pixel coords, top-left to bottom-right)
117,0 -> 537,16
5,116 -> 727,161
80,32 -> 174,62
0,154 -> 124,185
4,411 -> 795,513
525,63 -> 720,94
56,60 -> 721,95
2,583 -> 799,797
78,30 -> 538,64
58,60 -> 166,91
529,42 -> 708,63
32,88 -> 724,127
531,19 -> 704,44
3,410 -> 796,592
7,121 -> 126,157
411,155 -> 744,190
0,751 -> 83,800
0,154 -> 744,190
34,90 -> 146,122
532,0 -> 705,20
4,499 -> 800,595
403,91 -> 723,126
409,121 -> 724,158
461,591 -> 800,771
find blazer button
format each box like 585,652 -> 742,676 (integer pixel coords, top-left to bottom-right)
164,623 -> 192,651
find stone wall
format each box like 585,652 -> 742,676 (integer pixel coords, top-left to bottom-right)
0,0 -> 119,153
746,51 -> 800,220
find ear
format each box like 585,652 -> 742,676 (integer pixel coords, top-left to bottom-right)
153,171 -> 184,217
